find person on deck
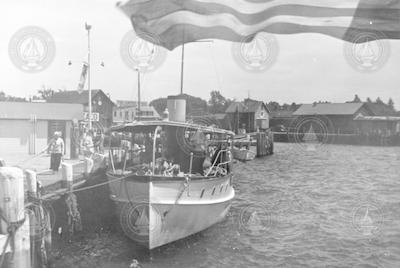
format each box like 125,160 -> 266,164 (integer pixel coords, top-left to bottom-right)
82,130 -> 95,157
95,131 -> 105,154
49,131 -> 64,173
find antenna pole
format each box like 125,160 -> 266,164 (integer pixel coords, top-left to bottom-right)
86,23 -> 92,130
137,70 -> 141,121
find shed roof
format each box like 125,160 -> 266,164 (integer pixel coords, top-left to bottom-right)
46,90 -> 100,104
293,103 -> 366,116
226,99 -> 268,113
270,110 -> 294,118
354,115 -> 400,121
0,102 -> 84,120
47,89 -> 114,106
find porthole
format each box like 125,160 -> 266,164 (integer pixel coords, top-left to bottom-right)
200,189 -> 205,198
211,187 -> 216,196
220,185 -> 223,193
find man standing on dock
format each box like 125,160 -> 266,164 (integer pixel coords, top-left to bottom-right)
49,131 -> 64,173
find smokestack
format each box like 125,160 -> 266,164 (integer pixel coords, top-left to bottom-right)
167,95 -> 186,122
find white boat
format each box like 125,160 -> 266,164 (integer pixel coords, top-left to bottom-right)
232,146 -> 256,162
106,121 -> 235,249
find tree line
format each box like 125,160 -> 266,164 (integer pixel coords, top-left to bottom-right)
1,89 -> 398,116
0,86 -> 61,102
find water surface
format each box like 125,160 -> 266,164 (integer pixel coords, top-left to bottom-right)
54,143 -> 400,268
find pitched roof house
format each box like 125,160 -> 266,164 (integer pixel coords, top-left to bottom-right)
293,103 -> 375,134
293,103 -> 372,116
225,99 -> 270,133
47,90 -> 114,127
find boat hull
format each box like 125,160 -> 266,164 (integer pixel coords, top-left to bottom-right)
232,147 -> 256,161
107,173 -> 234,249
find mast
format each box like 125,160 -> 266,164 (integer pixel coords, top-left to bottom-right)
137,70 -> 141,121
86,23 -> 92,130
180,43 -> 185,95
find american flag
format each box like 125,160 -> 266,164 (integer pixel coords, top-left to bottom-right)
117,0 -> 400,50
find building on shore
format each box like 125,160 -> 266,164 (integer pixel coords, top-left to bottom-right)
292,103 -> 375,134
115,100 -> 148,108
269,110 -> 295,130
113,102 -> 160,123
188,113 -> 231,130
0,101 -> 83,157
354,115 -> 400,135
225,99 -> 270,133
47,89 -> 114,129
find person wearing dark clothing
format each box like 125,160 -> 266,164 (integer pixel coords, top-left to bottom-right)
49,132 -> 64,173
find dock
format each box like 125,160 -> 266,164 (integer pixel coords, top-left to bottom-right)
0,153 -> 107,267
233,130 -> 274,158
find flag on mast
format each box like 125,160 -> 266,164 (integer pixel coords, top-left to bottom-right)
117,0 -> 400,50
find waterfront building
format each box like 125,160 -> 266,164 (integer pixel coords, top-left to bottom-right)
115,100 -> 148,108
269,110 -> 295,130
113,103 -> 160,123
293,103 -> 375,134
188,113 -> 231,130
0,101 -> 83,157
354,115 -> 400,135
47,89 -> 114,128
225,99 -> 270,133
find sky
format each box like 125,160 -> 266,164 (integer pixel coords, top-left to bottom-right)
0,0 -> 399,109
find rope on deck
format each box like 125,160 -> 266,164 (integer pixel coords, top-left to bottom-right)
65,193 -> 82,236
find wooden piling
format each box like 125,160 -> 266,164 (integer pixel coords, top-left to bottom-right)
25,170 -> 38,268
255,131 -> 274,157
25,169 -> 51,268
256,132 -> 267,157
0,167 -> 31,268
